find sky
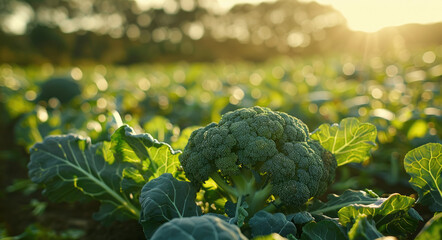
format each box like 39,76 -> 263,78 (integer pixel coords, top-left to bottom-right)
221,0 -> 442,32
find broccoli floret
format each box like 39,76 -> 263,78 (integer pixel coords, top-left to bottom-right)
179,106 -> 336,215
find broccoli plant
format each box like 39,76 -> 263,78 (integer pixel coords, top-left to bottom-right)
26,106 -> 441,240
179,106 -> 337,215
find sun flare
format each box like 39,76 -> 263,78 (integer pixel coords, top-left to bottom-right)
303,0 -> 442,32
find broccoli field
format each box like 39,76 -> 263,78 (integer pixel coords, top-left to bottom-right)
0,48 -> 441,240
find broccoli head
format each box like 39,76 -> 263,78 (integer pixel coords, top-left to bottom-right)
179,106 -> 336,214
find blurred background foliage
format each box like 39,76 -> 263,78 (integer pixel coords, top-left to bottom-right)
0,0 -> 441,64
0,0 -> 441,239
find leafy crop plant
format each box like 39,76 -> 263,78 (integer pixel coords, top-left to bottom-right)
26,107 -> 441,240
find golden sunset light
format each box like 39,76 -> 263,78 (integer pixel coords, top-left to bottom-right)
1,1 -> 441,238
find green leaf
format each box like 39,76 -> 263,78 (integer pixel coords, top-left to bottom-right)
225,197 -> 249,227
253,233 -> 291,240
348,214 -> 383,240
111,125 -> 182,182
311,118 -> 377,166
143,116 -> 173,142
197,179 -> 226,214
301,220 -> 347,240
380,208 -> 423,236
338,194 -> 420,236
404,142 -> 442,212
407,120 -> 428,140
151,215 -> 247,240
139,173 -> 201,239
249,211 -> 297,238
287,212 -> 314,225
235,202 -> 249,228
309,190 -> 380,218
28,135 -> 140,223
171,126 -> 200,150
415,212 -> 442,240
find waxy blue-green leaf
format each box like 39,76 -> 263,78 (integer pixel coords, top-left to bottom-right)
404,143 -> 442,212
28,125 -> 183,225
301,220 -> 347,240
139,173 -> 201,239
249,211 -> 297,238
151,215 -> 247,240
28,135 -> 140,223
287,211 -> 314,225
311,118 -> 377,166
338,194 -> 421,236
415,212 -> 442,240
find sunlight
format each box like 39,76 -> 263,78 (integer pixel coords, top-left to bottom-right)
215,0 -> 442,32
305,0 -> 442,32
216,0 -> 442,32
1,2 -> 33,34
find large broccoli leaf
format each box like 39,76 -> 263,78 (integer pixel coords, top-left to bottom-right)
403,143 -> 442,212
301,220 -> 347,240
139,173 -> 201,239
28,125 -> 182,224
338,194 -> 422,236
311,118 -> 377,166
348,214 -> 383,240
150,215 -> 247,240
249,211 -> 297,238
28,135 -> 140,223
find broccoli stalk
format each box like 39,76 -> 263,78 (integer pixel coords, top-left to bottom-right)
210,168 -> 274,215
